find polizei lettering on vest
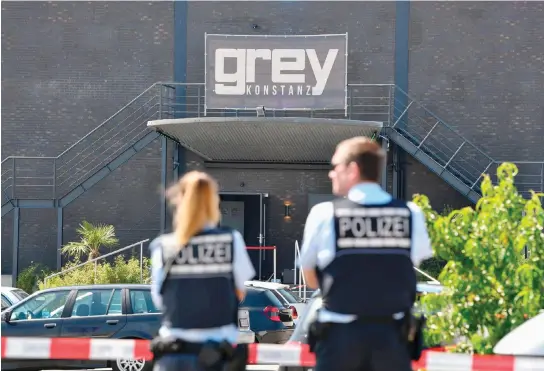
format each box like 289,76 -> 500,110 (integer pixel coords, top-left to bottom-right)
337,209 -> 411,249
214,48 -> 338,96
339,216 -> 409,239
171,242 -> 233,275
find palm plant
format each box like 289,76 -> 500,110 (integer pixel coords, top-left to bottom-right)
61,220 -> 119,261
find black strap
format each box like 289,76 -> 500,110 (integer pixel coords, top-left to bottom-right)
354,315 -> 400,324
150,337 -> 206,356
158,255 -> 177,296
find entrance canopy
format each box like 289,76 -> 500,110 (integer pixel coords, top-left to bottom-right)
147,117 -> 383,163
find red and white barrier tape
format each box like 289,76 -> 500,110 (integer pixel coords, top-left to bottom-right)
1,337 -> 543,370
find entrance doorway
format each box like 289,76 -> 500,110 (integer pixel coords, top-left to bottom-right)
219,192 -> 269,280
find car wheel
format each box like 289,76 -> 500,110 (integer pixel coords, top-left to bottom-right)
112,356 -> 150,371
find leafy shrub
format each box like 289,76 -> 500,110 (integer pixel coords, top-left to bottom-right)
39,255 -> 151,290
413,162 -> 544,354
16,263 -> 54,293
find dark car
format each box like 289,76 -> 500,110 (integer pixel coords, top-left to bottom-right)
240,286 -> 295,344
1,284 -> 254,371
280,282 -> 445,371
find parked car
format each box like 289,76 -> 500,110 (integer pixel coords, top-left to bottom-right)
1,284 -> 254,371
493,311 -> 544,356
245,281 -> 308,324
1,287 -> 30,311
240,285 -> 295,344
279,282 -> 445,371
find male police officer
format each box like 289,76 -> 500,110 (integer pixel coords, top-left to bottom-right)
299,136 -> 433,371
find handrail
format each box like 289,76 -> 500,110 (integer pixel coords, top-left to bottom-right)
414,266 -> 441,284
0,83 -> 159,165
393,85 -> 495,163
1,156 -> 56,160
2,82 -> 542,203
43,238 -> 150,288
348,83 -> 395,87
294,240 -> 308,301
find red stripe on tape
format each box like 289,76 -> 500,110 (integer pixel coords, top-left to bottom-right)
133,339 -> 153,361
298,344 -> 315,367
1,337 -> 6,359
472,354 -> 515,371
411,350 -> 428,370
247,344 -> 257,364
50,338 -> 91,360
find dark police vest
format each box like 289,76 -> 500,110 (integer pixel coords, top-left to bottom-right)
160,227 -> 238,330
319,198 -> 416,317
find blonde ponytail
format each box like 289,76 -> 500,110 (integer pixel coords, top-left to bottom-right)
166,171 -> 221,248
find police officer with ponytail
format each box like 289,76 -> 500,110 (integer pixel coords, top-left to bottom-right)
299,137 -> 433,371
149,171 -> 256,371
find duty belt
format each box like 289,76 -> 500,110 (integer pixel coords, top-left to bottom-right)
353,313 -> 405,324
150,337 -> 248,370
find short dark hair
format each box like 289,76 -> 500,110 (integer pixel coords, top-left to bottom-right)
336,137 -> 385,182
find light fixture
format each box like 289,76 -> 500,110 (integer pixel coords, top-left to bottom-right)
284,200 -> 292,221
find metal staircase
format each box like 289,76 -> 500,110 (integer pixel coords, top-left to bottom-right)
386,86 -> 544,203
0,84 -> 177,217
1,83 -> 542,218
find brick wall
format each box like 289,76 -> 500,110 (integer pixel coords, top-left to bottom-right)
408,1 -> 544,161
1,1 -> 174,274
2,1 -> 543,276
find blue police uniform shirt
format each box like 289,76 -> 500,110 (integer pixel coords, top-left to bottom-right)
150,225 -> 256,344
299,183 -> 433,323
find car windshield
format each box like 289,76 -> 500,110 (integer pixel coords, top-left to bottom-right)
278,288 -> 304,303
11,289 -> 29,301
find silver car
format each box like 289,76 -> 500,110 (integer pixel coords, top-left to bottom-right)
1,287 -> 30,311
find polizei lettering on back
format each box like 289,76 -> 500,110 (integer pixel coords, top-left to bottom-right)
214,48 -> 339,96
170,237 -> 233,275
176,243 -> 232,265
335,207 -> 411,249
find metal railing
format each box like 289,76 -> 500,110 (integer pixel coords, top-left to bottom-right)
42,239 -> 149,288
293,240 -> 309,301
1,82 -> 542,205
1,83 -> 167,202
388,87 -> 544,200
158,82 -> 393,123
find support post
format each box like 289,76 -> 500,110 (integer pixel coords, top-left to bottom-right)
57,207 -> 63,270
541,163 -> 544,193
140,241 -> 144,283
174,143 -> 186,180
392,144 -> 399,199
394,0 -> 410,130
293,241 -> 297,286
12,207 -> 20,285
381,137 -> 388,190
160,136 -> 168,235
273,247 -> 277,282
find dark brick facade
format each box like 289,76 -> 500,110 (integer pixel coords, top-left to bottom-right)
408,2 -> 544,161
2,1 -> 543,278
1,1 -> 174,275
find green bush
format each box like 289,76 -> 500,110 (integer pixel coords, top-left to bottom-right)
39,255 -> 151,290
413,162 -> 544,354
16,263 -> 54,293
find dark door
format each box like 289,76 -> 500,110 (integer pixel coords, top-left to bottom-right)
125,289 -> 161,338
59,288 -> 127,369
219,200 -> 245,236
60,288 -> 127,338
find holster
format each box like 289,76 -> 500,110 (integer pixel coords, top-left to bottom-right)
307,320 -> 332,353
401,313 -> 426,361
149,337 -> 247,371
